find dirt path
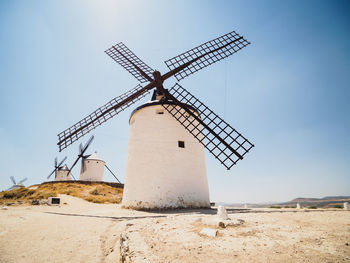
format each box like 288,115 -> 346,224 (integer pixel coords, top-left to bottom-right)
123,209 -> 350,262
0,195 -> 159,263
0,196 -> 349,262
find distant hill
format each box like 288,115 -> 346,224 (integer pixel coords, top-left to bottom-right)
280,196 -> 350,208
222,196 -> 350,208
321,196 -> 350,200
290,196 -> 350,202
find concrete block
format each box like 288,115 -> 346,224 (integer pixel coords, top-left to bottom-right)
217,205 -> 229,220
200,228 -> 217,237
48,197 -> 60,205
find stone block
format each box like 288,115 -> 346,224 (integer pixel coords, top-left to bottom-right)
200,228 -> 217,237
217,205 -> 229,220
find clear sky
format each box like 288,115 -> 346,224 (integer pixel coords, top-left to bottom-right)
0,0 -> 349,203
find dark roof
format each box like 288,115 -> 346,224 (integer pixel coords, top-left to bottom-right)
129,100 -> 199,123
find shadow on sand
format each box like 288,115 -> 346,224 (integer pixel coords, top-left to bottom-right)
44,208 -> 343,221
144,207 -> 343,215
44,211 -> 167,221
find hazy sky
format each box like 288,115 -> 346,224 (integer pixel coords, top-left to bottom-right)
0,0 -> 349,203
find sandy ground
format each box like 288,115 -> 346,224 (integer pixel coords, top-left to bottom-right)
0,195 -> 349,263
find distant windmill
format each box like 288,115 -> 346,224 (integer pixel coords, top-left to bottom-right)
47,156 -> 72,181
7,176 -> 27,191
79,151 -> 121,183
69,135 -> 121,182
79,151 -> 105,181
69,135 -> 94,179
57,29 -> 254,209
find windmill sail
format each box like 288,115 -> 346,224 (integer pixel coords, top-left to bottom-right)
57,29 -> 254,169
164,31 -> 250,81
47,156 -> 67,179
68,135 -> 94,178
105,42 -> 154,83
57,85 -> 150,151
105,164 -> 121,183
57,156 -> 67,168
10,176 -> 16,185
18,178 -> 27,185
162,84 -> 254,170
47,169 -> 56,179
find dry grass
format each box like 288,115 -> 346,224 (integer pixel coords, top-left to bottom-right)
0,182 -> 123,205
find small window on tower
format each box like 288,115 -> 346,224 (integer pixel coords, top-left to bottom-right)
156,109 -> 164,115
178,141 -> 185,148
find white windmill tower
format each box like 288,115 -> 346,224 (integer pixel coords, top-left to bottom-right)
68,136 -> 122,182
55,165 -> 72,181
47,157 -> 72,181
124,100 -> 209,208
79,152 -> 105,181
57,30 -> 254,209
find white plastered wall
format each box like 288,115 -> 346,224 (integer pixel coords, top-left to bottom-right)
79,159 -> 105,181
122,102 -> 210,209
55,170 -> 72,181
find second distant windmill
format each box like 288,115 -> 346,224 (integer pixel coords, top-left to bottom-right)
47,156 -> 71,181
69,135 -> 121,183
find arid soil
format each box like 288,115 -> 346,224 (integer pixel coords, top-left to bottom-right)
0,195 -> 349,263
0,182 -> 123,205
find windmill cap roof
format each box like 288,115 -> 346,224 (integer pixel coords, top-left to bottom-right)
59,164 -> 70,171
86,152 -> 105,162
129,100 -> 200,123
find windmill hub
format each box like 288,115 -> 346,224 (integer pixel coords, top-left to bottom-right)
152,70 -> 165,94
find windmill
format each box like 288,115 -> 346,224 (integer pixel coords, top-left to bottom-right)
69,135 -> 121,182
79,151 -> 121,183
57,30 -> 254,209
79,151 -> 105,181
7,176 -> 27,191
69,135 -> 94,180
47,156 -> 71,181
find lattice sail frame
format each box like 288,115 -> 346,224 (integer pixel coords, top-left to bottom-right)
58,29 -> 254,161
105,43 -> 154,83
162,84 -> 254,169
164,31 -> 250,81
57,85 -> 150,152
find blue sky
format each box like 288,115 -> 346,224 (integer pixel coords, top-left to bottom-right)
0,0 -> 349,203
